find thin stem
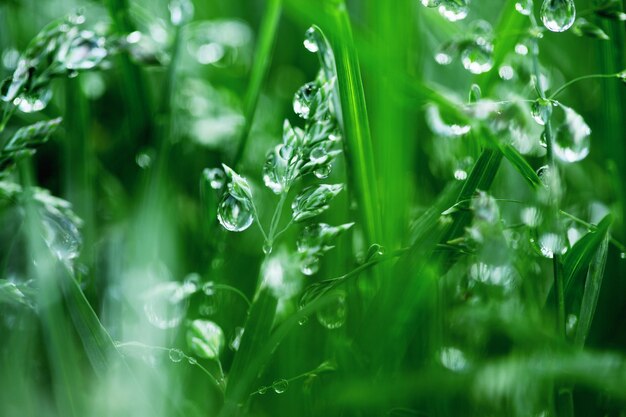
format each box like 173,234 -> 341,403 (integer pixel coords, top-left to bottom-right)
273,218 -> 294,241
213,284 -> 252,307
549,73 -> 618,100
560,210 -> 626,253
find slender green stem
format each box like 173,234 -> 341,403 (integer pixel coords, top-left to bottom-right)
560,210 -> 626,253
549,73 -> 618,100
212,284 -> 252,307
232,0 -> 283,167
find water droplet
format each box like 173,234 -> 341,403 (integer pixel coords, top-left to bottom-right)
169,0 -> 194,26
298,315 -> 309,325
293,82 -> 318,119
420,0 -> 442,6
471,191 -> 499,224
291,184 -> 343,222
229,327 -> 244,351
531,98 -> 553,126
300,256 -> 320,276
187,319 -> 225,359
316,292 -> 346,329
304,27 -> 319,53
217,194 -> 254,232
272,379 -> 289,394
203,168 -> 225,189
263,242 -> 273,255
553,106 -> 590,163
136,149 -> 153,169
57,31 -> 108,71
439,347 -> 468,371
498,65 -> 515,80
196,42 -> 225,65
461,42 -> 493,74
618,71 -> 626,85
620,252 -> 625,260
143,281 -> 190,329
41,207 -> 81,262
515,42 -> 529,55
14,88 -> 52,113
434,42 -> 457,65
454,169 -> 468,180
438,0 -> 469,21
469,262 -> 516,287
540,0 -> 576,32
169,348 -> 184,363
566,313 -> 578,337
425,104 -> 471,137
187,356 -> 198,365
263,145 -> 290,194
257,386 -> 268,395
515,0 -> 533,15
313,163 -> 332,179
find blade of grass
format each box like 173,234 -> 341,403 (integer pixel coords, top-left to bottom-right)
574,232 -> 610,348
232,0 -> 282,167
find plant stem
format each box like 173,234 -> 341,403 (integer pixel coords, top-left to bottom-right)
232,0 -> 283,167
549,73 -> 618,100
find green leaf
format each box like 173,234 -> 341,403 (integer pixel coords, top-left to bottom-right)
291,184 -> 343,222
563,214 -> 613,296
499,143 -> 543,189
0,118 -> 62,171
186,319 -> 225,359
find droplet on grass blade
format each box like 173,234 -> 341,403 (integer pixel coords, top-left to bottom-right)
168,348 -> 184,363
515,0 -> 533,15
300,256 -> 320,276
420,0 -> 442,7
531,98 -> 553,126
540,0 -> 576,32
56,30 -> 107,71
316,291 -> 347,329
272,379 -> 289,394
438,0 -> 470,21
304,27 -> 320,53
217,193 -> 254,232
461,42 -> 493,74
203,168 -> 225,189
293,82 -> 319,119
14,88 -> 52,113
553,105 -> 591,163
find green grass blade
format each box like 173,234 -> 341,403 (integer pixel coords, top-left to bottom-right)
232,0 -> 283,166
574,232 -> 610,348
498,143 -> 542,189
563,214 -> 613,295
327,0 -> 382,245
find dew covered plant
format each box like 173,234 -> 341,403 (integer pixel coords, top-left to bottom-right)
2,1 -> 626,417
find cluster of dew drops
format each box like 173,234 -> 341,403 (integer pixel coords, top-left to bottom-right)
422,0 -> 577,75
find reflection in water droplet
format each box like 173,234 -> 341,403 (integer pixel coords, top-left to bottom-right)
540,0 -> 576,32
461,42 -> 493,74
438,0 -> 469,21
515,0 -> 533,15
313,163 -> 332,179
217,194 -> 254,232
531,99 -> 553,126
293,82 -> 318,119
169,348 -> 184,363
272,379 -> 289,394
316,292 -> 347,329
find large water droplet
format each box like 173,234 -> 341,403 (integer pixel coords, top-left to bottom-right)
300,256 -> 320,276
461,42 -> 493,74
272,379 -> 289,394
553,106 -> 590,163
40,206 -> 81,262
515,0 -> 533,15
143,281 -> 190,329
293,82 -> 319,119
316,292 -> 346,329
540,0 -> 576,32
217,193 -> 254,232
438,0 -> 469,22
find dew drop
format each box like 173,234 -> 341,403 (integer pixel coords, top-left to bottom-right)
57,31 -> 108,71
293,82 -> 318,119
304,27 -> 319,53
498,65 -> 514,80
300,256 -> 320,276
420,0 -> 442,6
217,194 -> 254,232
515,42 -> 529,55
272,379 -> 289,394
257,386 -> 268,395
14,88 -> 52,113
438,0 -> 469,21
540,0 -> 576,32
298,315 -> 309,325
262,242 -> 273,255
204,168 -> 225,189
41,207 -> 81,262
313,163 -> 332,179
229,327 -> 244,351
316,292 -> 347,329
538,232 -> 566,258
187,356 -> 198,365
169,348 -> 184,363
515,0 -> 533,15
439,347 -> 468,371
531,98 -> 553,126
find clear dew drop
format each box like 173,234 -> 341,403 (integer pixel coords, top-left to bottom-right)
262,242 -> 273,255
515,42 -> 529,55
204,168 -> 225,189
217,194 -> 254,232
300,256 -> 320,276
461,43 -> 493,74
41,207 -> 81,262
257,386 -> 268,395
304,27 -> 319,53
438,0 -> 469,22
168,348 -> 184,363
316,292 -> 347,330
531,99 -> 553,126
420,0 -> 442,6
298,315 -> 309,325
313,163 -> 332,179
293,82 -> 318,119
439,347 -> 468,372
57,31 -> 108,71
553,106 -> 591,163
515,0 -> 533,15
143,281 -> 190,329
540,0 -> 576,32
229,327 -> 244,351
272,379 -> 289,394
538,232 -> 566,258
